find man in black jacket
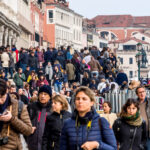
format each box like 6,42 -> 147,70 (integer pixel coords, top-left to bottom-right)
26,85 -> 52,150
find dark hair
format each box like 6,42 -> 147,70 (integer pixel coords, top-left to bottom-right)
135,85 -> 145,94
103,101 -> 112,113
120,98 -> 139,115
0,79 -> 7,96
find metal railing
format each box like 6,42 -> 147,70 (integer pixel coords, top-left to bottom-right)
95,90 -> 150,113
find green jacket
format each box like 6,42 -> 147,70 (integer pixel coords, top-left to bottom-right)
13,73 -> 26,86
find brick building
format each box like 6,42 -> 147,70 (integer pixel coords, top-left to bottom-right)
43,0 -> 83,50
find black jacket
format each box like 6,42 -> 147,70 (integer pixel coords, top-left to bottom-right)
113,118 -> 147,150
26,101 -> 52,150
42,110 -> 71,150
28,54 -> 38,68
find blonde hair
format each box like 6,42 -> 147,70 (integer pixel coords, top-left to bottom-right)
52,95 -> 69,111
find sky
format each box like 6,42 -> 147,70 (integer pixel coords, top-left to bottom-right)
69,0 -> 150,19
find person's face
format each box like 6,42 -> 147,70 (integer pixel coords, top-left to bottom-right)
10,87 -> 16,93
19,69 -> 22,74
52,100 -> 63,113
75,92 -> 94,116
18,89 -> 23,95
0,94 -> 7,105
127,104 -> 137,116
26,67 -> 30,71
55,67 -> 58,72
103,103 -> 111,114
39,92 -> 50,104
137,88 -> 146,102
33,91 -> 38,97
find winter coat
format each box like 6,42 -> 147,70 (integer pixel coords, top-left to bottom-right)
37,79 -> 49,87
116,73 -> 128,86
82,77 -> 90,86
113,118 -> 147,150
56,55 -> 65,69
60,109 -> 117,150
44,50 -> 53,64
88,59 -> 101,72
42,111 -> 71,150
8,53 -> 15,68
13,73 -> 26,87
1,52 -> 10,68
28,54 -> 38,68
53,71 -> 63,83
45,65 -> 53,80
26,101 -> 52,150
19,52 -> 29,64
90,49 -> 100,59
37,51 -> 44,62
0,95 -> 32,150
66,63 -> 75,81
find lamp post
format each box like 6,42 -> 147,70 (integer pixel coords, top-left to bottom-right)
135,43 -> 143,81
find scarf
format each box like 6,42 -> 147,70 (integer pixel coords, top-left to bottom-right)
121,111 -> 142,126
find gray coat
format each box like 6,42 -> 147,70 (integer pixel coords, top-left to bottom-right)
45,65 -> 53,80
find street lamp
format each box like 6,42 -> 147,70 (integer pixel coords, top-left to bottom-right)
135,43 -> 143,80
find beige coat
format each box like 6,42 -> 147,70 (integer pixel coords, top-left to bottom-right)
1,52 -> 10,68
0,96 -> 32,150
66,63 -> 75,80
100,113 -> 117,127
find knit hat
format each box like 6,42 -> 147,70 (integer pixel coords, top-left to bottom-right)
39,85 -> 52,97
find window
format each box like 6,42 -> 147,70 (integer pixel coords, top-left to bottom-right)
142,37 -> 145,41
123,45 -> 136,50
129,71 -> 133,78
120,58 -> 123,64
35,33 -> 39,42
48,10 -> 54,23
100,42 -> 107,48
129,58 -> 133,64
87,34 -> 93,42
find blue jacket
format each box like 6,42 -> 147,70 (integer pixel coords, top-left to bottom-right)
60,109 -> 117,150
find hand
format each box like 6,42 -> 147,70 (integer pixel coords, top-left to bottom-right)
81,141 -> 99,150
0,111 -> 12,122
32,126 -> 36,134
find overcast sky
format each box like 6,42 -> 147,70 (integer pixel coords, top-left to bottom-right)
69,0 -> 150,19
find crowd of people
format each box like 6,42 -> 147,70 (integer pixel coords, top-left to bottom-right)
0,44 -> 150,150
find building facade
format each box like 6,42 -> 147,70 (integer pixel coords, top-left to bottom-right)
30,0 -> 45,47
0,0 -> 21,47
16,0 -> 34,49
44,0 -> 82,50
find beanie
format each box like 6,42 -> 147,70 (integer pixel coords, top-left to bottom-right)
39,85 -> 52,97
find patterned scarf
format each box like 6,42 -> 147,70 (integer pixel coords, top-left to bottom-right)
121,111 -> 142,126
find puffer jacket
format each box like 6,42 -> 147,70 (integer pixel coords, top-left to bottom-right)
0,95 -> 32,150
60,109 -> 117,150
42,110 -> 72,150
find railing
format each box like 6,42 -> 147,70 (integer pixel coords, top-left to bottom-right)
95,90 -> 150,113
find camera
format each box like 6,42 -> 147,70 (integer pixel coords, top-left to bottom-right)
0,136 -> 8,146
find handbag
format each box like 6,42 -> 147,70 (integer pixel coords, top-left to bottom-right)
129,127 -> 137,150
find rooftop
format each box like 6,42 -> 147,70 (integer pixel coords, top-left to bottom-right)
92,15 -> 150,28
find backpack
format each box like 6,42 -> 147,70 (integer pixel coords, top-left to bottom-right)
18,100 -> 24,119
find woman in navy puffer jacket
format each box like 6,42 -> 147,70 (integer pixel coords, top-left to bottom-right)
60,86 -> 117,150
